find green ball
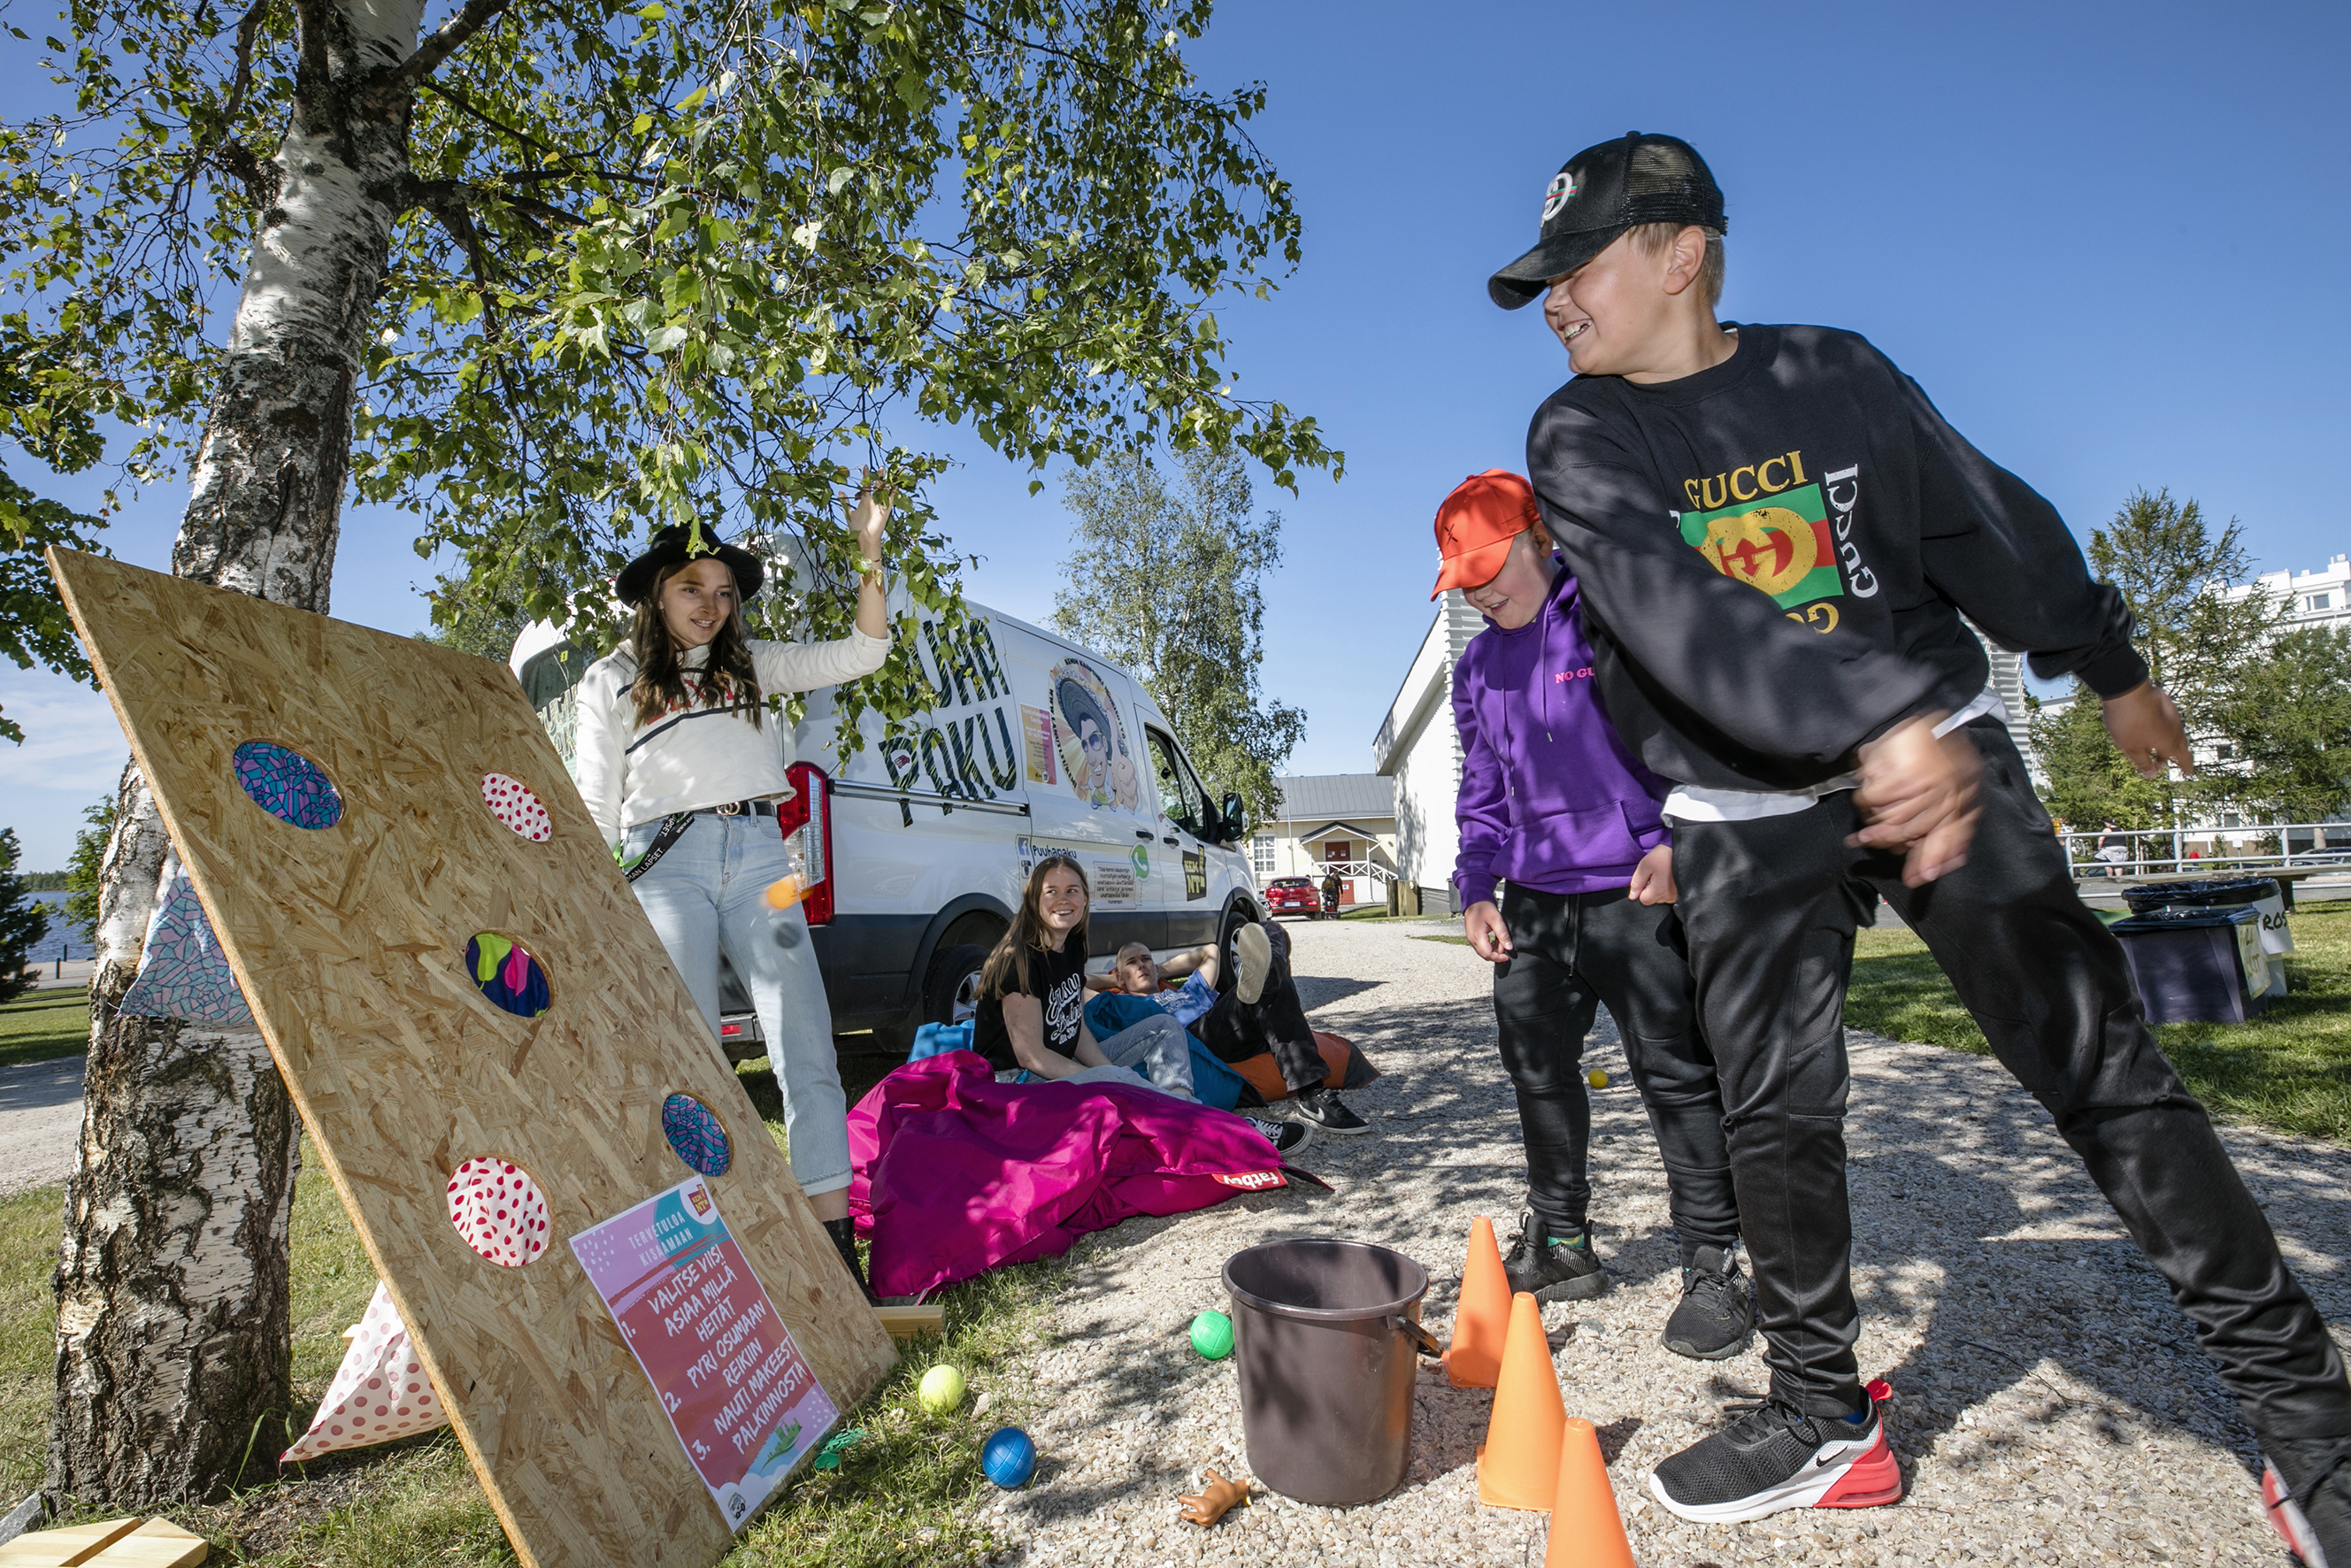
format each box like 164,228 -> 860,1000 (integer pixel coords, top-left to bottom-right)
918,1364 -> 965,1413
1190,1310 -> 1234,1361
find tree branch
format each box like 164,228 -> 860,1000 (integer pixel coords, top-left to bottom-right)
393,0 -> 515,88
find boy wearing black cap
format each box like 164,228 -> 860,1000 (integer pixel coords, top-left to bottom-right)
1487,132 -> 2351,1552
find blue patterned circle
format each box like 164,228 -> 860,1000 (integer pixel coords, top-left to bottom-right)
233,741 -> 342,829
662,1094 -> 732,1176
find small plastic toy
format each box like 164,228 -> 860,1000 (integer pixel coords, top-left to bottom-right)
1587,1068 -> 1609,1089
1189,1309 -> 1233,1360
812,1428 -> 866,1472
918,1364 -> 966,1413
1178,1468 -> 1252,1526
981,1426 -> 1037,1488
764,874 -> 805,911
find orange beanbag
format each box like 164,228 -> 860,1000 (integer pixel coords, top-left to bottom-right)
1229,1030 -> 1380,1103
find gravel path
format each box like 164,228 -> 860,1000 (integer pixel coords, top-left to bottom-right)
0,1055 -> 82,1198
972,918 -> 2340,1566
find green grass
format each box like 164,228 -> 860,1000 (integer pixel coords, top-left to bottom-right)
1849,903 -> 2351,1142
1411,933 -> 1471,946
0,1065 -> 1061,1565
0,987 -> 89,1069
1,1185 -> 60,1504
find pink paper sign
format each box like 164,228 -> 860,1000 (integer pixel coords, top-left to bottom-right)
569,1175 -> 836,1530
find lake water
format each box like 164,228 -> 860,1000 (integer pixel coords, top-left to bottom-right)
18,895 -> 89,962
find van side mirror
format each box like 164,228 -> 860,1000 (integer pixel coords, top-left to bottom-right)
1220,792 -> 1248,843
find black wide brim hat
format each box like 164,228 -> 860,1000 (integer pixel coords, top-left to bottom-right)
615,524 -> 766,607
1488,132 -> 1726,309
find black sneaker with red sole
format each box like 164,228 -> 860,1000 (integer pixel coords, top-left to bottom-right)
1649,1380 -> 1903,1524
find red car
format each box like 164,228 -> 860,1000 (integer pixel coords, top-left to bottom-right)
1264,876 -> 1320,919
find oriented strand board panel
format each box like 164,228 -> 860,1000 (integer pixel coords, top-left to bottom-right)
50,550 -> 895,1568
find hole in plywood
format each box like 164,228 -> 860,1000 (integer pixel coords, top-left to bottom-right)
481,772 -> 553,842
463,933 -> 551,1018
233,741 -> 343,829
662,1094 -> 733,1177
447,1157 -> 549,1267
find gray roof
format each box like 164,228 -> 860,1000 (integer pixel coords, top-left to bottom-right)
1271,773 -> 1394,824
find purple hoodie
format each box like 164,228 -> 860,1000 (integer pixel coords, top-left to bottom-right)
1452,561 -> 1671,906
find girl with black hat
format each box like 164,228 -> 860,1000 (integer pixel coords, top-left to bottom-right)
575,486 -> 892,1298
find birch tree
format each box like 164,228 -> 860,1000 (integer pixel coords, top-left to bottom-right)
5,0 -> 1334,1505
1053,446 -> 1304,816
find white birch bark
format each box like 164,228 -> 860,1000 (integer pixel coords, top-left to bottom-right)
49,0 -> 427,1508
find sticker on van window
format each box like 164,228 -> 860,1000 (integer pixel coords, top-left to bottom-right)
1048,658 -> 1141,813
1020,704 -> 1057,784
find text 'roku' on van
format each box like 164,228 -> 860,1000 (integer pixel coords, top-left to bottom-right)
511,599 -> 1264,1056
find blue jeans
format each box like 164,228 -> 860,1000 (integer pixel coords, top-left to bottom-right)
625,813 -> 851,1197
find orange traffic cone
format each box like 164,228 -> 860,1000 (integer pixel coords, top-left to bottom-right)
1475,1291 -> 1566,1510
1444,1215 -> 1512,1388
1542,1416 -> 1636,1566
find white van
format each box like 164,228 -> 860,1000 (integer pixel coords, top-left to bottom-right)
510,599 -> 1265,1054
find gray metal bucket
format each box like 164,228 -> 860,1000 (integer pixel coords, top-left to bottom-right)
1222,1238 -> 1441,1505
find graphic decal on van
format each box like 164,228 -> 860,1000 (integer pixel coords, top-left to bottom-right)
885,617 -> 1022,802
1019,705 -> 1057,784
1183,849 -> 1208,902
1049,658 -> 1141,813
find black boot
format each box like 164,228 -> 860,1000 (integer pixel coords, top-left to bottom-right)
824,1217 -> 879,1305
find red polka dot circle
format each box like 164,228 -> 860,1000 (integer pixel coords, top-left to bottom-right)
447,1157 -> 549,1268
480,772 -> 553,842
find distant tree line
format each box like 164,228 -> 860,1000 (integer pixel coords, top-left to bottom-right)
2031,488 -> 2351,832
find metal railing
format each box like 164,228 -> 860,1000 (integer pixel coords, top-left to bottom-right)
2060,820 -> 2351,880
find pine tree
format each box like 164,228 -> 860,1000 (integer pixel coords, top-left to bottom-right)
1052,449 -> 1308,819
0,828 -> 53,1003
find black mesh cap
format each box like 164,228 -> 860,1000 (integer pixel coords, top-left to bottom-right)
1487,133 -> 1726,309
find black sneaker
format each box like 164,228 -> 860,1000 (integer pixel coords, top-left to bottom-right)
2263,1435 -> 2351,1567
1649,1390 -> 1902,1523
1662,1244 -> 1754,1361
1242,1115 -> 1311,1157
1291,1085 -> 1370,1136
1502,1209 -> 1609,1302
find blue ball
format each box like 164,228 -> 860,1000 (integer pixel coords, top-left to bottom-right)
980,1426 -> 1037,1489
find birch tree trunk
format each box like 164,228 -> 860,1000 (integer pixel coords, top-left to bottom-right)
48,0 -> 427,1508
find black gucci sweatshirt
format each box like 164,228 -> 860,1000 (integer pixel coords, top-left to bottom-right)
1523,322 -> 2147,793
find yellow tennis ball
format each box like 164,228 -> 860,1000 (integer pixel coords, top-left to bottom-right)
764,874 -> 803,911
918,1364 -> 965,1414
1587,1069 -> 1609,1089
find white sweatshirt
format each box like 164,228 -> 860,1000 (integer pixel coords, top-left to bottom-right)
573,631 -> 890,845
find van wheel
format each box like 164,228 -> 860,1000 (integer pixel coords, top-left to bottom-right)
926,942 -> 993,1028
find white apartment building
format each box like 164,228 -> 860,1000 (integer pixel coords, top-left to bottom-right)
2221,554 -> 2351,631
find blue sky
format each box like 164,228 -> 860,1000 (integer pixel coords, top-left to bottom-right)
4,0 -> 2348,866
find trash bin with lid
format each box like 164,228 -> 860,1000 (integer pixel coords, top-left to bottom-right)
2110,904 -> 2271,1024
2120,876 -> 2291,995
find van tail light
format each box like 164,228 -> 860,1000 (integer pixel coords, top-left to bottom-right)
777,762 -> 834,926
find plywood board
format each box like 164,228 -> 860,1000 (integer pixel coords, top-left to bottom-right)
0,1518 -> 142,1567
48,550 -> 896,1568
81,1519 -> 206,1568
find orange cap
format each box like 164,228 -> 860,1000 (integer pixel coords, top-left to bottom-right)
1432,470 -> 1540,599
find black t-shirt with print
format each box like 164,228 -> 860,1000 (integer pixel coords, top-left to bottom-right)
1524,323 -> 2147,792
972,940 -> 1087,1072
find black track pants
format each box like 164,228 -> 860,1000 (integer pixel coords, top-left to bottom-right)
1673,718 -> 2351,1436
1490,883 -> 1740,1262
1193,919 -> 1328,1094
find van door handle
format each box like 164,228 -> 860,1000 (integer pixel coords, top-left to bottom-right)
1163,836 -> 1179,846
1135,829 -> 1154,841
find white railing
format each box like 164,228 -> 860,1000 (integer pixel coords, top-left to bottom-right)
2060,820 -> 2351,880
1308,859 -> 1393,893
